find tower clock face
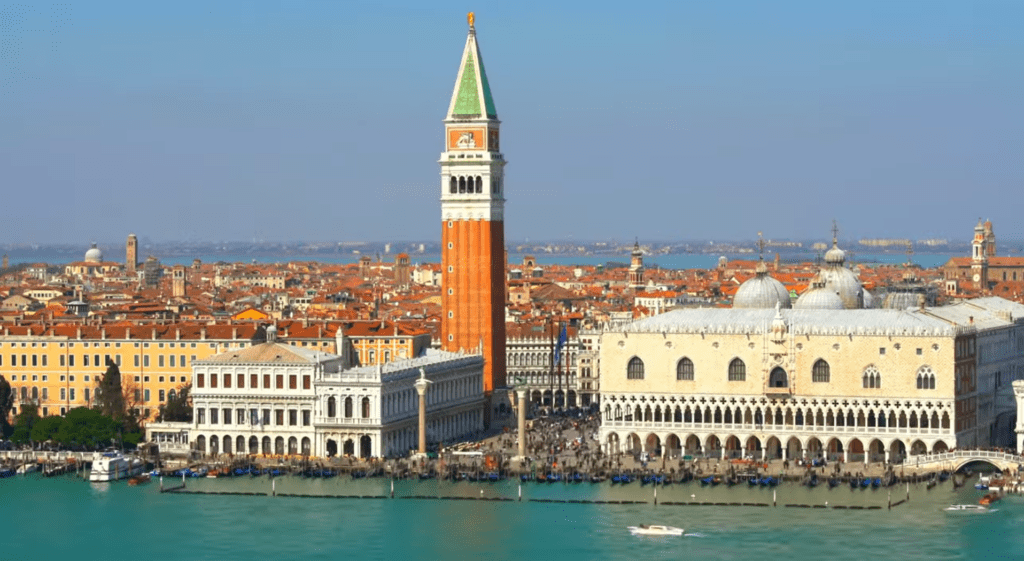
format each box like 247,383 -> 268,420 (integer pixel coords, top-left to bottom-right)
973,274 -> 981,282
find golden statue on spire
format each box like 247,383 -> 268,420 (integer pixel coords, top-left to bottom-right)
468,12 -> 475,28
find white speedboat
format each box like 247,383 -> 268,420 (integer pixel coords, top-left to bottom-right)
90,451 -> 145,482
943,504 -> 991,514
628,525 -> 685,536
16,462 -> 39,475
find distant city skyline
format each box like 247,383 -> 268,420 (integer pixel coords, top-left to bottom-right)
2,1 -> 1021,244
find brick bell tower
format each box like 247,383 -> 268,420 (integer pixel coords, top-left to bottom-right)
440,12 -> 507,397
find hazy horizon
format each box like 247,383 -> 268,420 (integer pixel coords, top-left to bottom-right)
2,2 -> 1021,245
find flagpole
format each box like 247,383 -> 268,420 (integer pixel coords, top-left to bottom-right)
549,318 -> 554,410
557,321 -> 563,408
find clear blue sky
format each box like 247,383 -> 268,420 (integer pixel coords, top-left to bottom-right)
1,1 -> 1021,245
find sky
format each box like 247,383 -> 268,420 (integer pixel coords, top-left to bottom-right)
1,1 -> 1022,246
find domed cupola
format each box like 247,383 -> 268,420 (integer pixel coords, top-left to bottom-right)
816,222 -> 865,309
733,234 -> 791,309
84,242 -> 103,263
794,276 -> 844,310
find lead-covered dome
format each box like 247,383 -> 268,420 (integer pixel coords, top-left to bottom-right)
733,261 -> 791,309
84,243 -> 103,263
795,278 -> 845,310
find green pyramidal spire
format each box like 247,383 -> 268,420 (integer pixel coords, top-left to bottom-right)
447,18 -> 497,120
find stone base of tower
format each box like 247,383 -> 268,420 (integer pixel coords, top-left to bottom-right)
484,387 -> 515,431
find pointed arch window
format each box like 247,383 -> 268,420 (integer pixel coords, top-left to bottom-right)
812,359 -> 830,383
728,358 -> 746,382
626,357 -> 644,380
862,366 -> 881,389
676,357 -> 694,381
768,367 -> 787,388
916,366 -> 936,390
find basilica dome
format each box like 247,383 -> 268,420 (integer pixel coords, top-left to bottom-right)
816,238 -> 864,309
84,243 -> 103,263
794,279 -> 844,310
733,261 -> 791,309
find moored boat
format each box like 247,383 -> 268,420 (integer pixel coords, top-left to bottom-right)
979,492 -> 1001,506
89,451 -> 145,482
127,474 -> 151,486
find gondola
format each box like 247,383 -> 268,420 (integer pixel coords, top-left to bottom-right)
748,476 -> 760,486
828,477 -> 839,488
871,478 -> 881,488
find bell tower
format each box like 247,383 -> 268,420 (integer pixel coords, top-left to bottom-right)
440,13 -> 506,395
126,233 -> 138,275
972,219 -> 989,289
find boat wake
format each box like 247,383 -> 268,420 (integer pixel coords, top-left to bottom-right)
684,532 -> 707,538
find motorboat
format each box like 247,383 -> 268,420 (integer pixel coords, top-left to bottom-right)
127,474 -> 151,486
16,462 -> 39,475
944,504 -> 992,514
979,492 -> 1001,506
628,525 -> 685,537
89,451 -> 145,482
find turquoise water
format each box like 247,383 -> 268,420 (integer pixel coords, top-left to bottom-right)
2,475 -> 1021,560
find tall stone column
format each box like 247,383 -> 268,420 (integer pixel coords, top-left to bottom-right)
415,371 -> 430,455
516,387 -> 528,459
1013,380 -> 1024,453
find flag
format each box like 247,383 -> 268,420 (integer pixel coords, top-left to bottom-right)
553,323 -> 568,365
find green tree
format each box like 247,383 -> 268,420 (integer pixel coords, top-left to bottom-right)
13,403 -> 39,432
10,404 -> 40,445
0,374 -> 13,437
56,407 -> 118,448
30,415 -> 64,443
95,359 -> 126,420
158,384 -> 193,422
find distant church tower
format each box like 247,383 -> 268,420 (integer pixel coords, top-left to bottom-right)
394,253 -> 410,289
172,265 -> 187,297
983,220 -> 996,257
440,13 -> 506,395
972,219 -> 989,289
629,240 -> 645,289
126,233 -> 138,275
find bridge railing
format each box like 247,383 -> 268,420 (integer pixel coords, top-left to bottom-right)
909,449 -> 1024,468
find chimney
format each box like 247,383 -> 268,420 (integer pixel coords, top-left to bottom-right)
76,326 -> 81,339
100,327 -> 106,340
175,328 -> 180,341
232,327 -> 237,340
151,328 -> 157,340
201,326 -> 206,340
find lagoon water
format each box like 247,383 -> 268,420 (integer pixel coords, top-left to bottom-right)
2,474 -> 1021,560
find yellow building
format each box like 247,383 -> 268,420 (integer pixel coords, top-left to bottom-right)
1,320 -> 431,422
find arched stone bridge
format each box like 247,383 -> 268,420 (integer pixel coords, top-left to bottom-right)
906,449 -> 1024,473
